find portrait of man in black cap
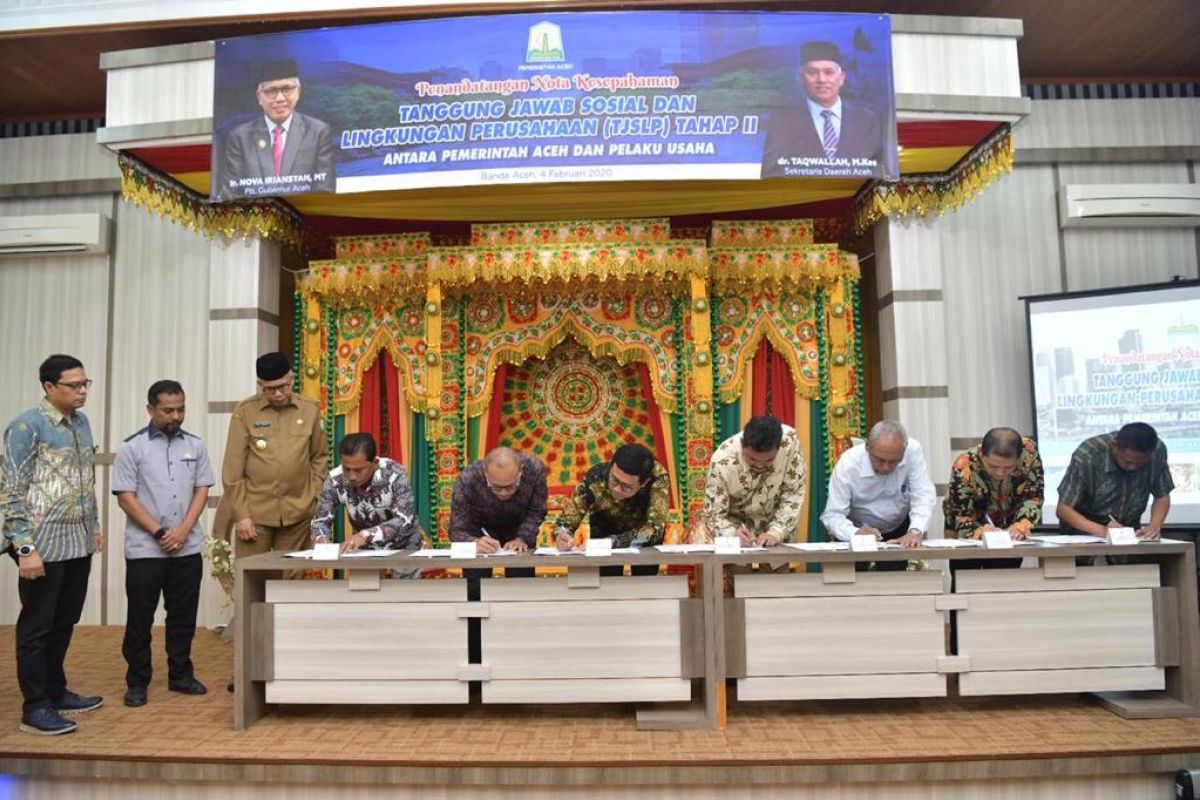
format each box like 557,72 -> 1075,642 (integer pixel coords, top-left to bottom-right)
761,40 -> 884,178
213,58 -> 336,201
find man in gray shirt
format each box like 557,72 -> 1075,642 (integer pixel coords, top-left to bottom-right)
112,380 -> 214,707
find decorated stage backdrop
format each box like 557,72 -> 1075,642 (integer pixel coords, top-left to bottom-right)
296,218 -> 864,544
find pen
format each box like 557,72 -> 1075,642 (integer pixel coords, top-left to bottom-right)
1108,515 -> 1119,526
984,513 -> 995,527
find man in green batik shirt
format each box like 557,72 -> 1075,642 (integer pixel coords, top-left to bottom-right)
553,443 -> 670,576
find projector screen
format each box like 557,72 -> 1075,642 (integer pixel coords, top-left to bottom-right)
1026,280 -> 1200,526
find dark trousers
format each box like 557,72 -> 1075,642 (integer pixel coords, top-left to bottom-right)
600,564 -> 660,577
122,554 -> 202,688
16,554 -> 92,712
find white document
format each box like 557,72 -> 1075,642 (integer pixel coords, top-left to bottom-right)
921,538 -> 981,549
535,547 -> 582,556
714,536 -> 741,554
284,550 -> 318,558
484,549 -> 518,557
1032,534 -> 1107,545
449,541 -> 477,559
340,549 -> 398,558
655,544 -> 716,553
411,549 -> 452,558
585,538 -> 613,557
983,530 -> 1015,549
1106,527 -> 1139,546
850,534 -> 879,552
784,542 -> 849,552
311,542 -> 341,560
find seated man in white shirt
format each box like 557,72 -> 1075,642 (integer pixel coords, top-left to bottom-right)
820,420 -> 937,571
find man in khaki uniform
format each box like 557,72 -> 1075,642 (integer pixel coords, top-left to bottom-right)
222,352 -> 327,558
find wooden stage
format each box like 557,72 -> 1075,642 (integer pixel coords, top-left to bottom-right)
1,626 -> 1199,798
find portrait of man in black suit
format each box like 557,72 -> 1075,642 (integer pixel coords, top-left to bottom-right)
213,58 -> 336,201
761,40 -> 884,179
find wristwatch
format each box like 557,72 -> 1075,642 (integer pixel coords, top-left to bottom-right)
16,544 -> 36,557
153,527 -> 168,541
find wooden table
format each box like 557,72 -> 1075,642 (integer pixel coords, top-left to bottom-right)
233,540 -> 1199,730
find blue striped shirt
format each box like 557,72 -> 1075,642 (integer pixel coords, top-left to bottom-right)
2,398 -> 99,562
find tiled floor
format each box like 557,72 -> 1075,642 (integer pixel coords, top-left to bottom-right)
1,626 -> 1198,766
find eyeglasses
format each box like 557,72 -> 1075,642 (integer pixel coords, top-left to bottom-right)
486,473 -> 522,493
258,83 -> 299,98
55,380 -> 93,391
608,472 -> 644,494
259,382 -> 291,395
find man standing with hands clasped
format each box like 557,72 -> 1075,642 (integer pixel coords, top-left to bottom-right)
113,380 -> 214,707
3,354 -> 105,735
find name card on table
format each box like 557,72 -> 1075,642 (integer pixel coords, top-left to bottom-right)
1107,527 -> 1139,546
450,541 -> 478,559
585,537 -> 613,557
982,530 -> 1014,549
714,536 -> 742,554
850,534 -> 879,552
311,542 -> 341,560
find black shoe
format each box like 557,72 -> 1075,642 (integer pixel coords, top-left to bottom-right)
123,686 -> 148,707
226,681 -> 235,693
19,706 -> 77,735
168,677 -> 207,696
53,690 -> 103,714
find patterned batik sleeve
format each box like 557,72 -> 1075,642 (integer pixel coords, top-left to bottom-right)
1150,448 -> 1176,499
1010,445 -> 1045,534
701,458 -> 738,539
377,466 -> 422,551
1,417 -> 38,548
553,480 -> 592,539
1055,450 -> 1091,510
515,461 -> 548,547
624,470 -> 670,548
309,475 -> 340,542
942,454 -> 983,539
767,441 -> 806,543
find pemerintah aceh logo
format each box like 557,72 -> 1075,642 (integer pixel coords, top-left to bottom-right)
527,22 -> 565,62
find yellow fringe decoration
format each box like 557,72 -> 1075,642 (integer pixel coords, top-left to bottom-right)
117,153 -> 311,253
471,218 -> 672,246
298,258 -> 428,306
708,245 -> 859,292
854,126 -> 1014,235
334,233 -> 431,260
710,220 -> 815,247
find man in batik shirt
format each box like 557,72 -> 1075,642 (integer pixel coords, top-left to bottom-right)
310,433 -> 421,564
554,443 -> 670,576
702,415 -> 806,547
944,427 -> 1043,570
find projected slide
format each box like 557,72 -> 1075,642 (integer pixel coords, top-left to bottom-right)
1028,282 -> 1200,526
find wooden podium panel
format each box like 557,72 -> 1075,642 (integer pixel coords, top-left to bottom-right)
734,571 -> 948,701
956,565 -> 1165,696
264,579 -> 469,704
480,574 -> 692,703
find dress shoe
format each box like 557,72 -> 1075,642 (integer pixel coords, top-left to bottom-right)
123,686 -> 148,707
168,677 -> 208,695
53,690 -> 103,714
20,706 -> 77,735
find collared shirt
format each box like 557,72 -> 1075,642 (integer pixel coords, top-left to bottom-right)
703,424 -> 806,542
943,438 -> 1044,539
554,461 -> 671,548
112,424 -> 215,559
2,398 -> 99,562
310,457 -> 421,550
821,438 -> 937,542
806,97 -> 842,145
449,453 -> 548,546
222,393 -> 327,528
1057,432 -> 1174,528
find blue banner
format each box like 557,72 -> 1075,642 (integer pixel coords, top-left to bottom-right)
210,10 -> 896,201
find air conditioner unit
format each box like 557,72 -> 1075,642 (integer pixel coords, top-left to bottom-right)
0,213 -> 112,256
1059,184 -> 1200,228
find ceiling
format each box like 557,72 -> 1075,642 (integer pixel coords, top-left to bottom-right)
2,0 -> 1198,124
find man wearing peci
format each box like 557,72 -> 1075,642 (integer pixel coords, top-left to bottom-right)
761,40 -> 883,178
2,354 -> 105,735
554,443 -> 670,576
215,58 -> 336,200
821,420 -> 937,570
113,380 -> 213,707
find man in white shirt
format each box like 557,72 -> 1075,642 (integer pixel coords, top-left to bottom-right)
820,420 -> 937,571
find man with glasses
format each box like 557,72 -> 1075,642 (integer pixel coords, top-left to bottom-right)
221,352 -> 327,562
554,443 -> 669,576
3,354 -> 104,735
214,58 -> 336,201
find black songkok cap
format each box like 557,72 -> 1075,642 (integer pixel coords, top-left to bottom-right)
801,41 -> 845,66
256,352 -> 291,381
258,59 -> 300,84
